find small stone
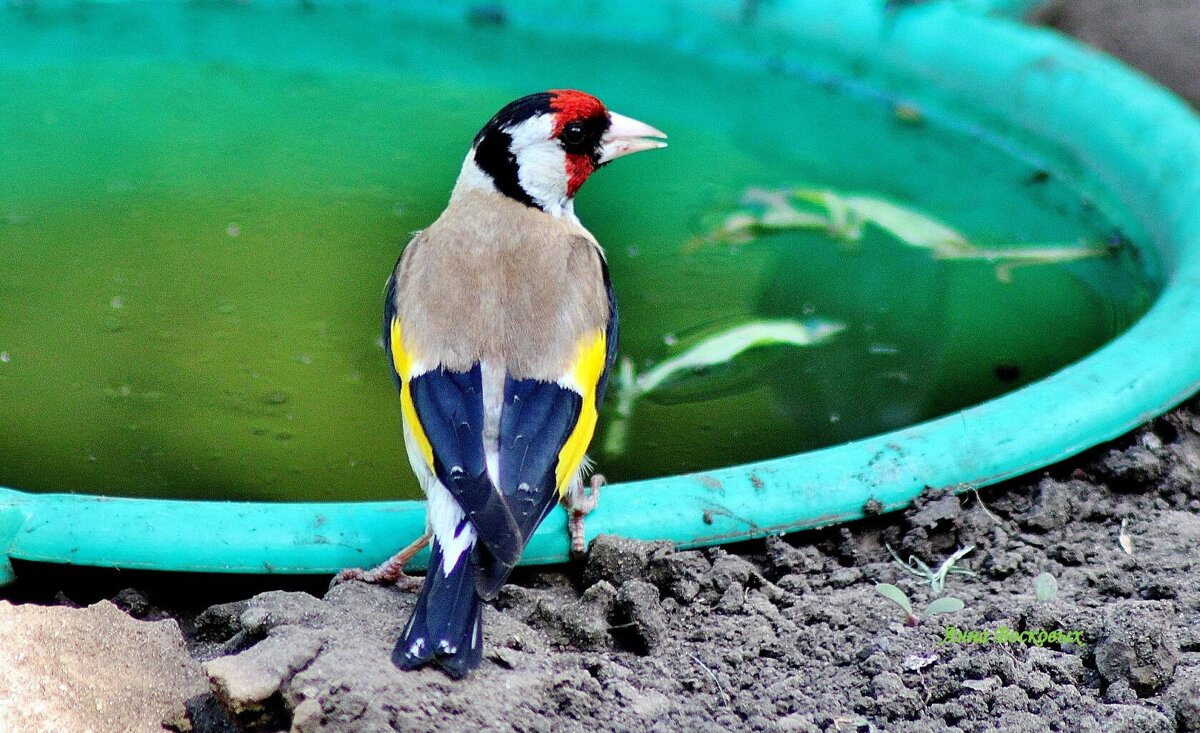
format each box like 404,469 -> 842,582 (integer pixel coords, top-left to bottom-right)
239,591 -> 328,634
1094,601 -> 1179,695
557,581 -> 617,651
828,567 -> 863,588
111,588 -> 152,618
204,628 -> 323,722
613,580 -> 666,655
906,489 -> 961,530
764,535 -> 823,575
1027,646 -> 1085,685
861,652 -> 890,676
648,550 -> 711,603
869,671 -> 923,718
1096,443 -> 1165,491
583,535 -> 671,588
715,582 -> 745,614
961,677 -> 999,693
1102,704 -> 1174,733
1022,478 -> 1075,532
709,553 -> 758,592
1167,668 -> 1200,732
487,646 -> 521,670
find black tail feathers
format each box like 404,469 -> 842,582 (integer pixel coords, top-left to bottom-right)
393,539 -> 484,679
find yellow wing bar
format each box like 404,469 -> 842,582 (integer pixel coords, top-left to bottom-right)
390,318 -> 435,470
555,329 -> 608,493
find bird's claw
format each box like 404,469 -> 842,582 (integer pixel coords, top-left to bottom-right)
329,565 -> 423,593
329,530 -> 431,593
567,474 -> 605,557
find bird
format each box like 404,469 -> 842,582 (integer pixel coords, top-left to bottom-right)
333,90 -> 666,678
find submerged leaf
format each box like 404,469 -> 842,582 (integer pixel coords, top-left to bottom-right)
817,190 -> 972,255
601,319 -> 845,456
636,319 -> 845,395
698,185 -> 1112,280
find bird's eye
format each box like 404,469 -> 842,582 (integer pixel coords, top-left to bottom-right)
560,122 -> 587,146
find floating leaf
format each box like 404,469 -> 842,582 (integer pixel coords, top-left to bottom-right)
1035,572 -> 1059,602
924,597 -> 966,616
875,582 -> 913,617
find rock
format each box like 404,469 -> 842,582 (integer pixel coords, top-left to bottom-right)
715,582 -> 745,614
191,600 -> 251,659
612,580 -> 667,655
1102,704 -> 1174,733
648,549 -> 711,603
763,535 -> 823,575
867,671 -> 922,719
827,567 -> 863,589
1166,668 -> 1200,732
582,535 -> 671,588
239,590 -> 329,634
1093,601 -> 1179,695
709,553 -> 758,592
1026,647 -> 1084,685
0,600 -> 209,733
1095,438 -> 1166,492
204,627 -> 324,723
1022,479 -> 1076,532
111,587 -> 153,618
906,489 -> 962,530
557,581 -> 617,651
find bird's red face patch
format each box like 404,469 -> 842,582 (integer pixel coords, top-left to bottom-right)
550,90 -> 609,197
549,90 -> 606,136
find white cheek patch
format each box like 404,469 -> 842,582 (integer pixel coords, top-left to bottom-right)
505,115 -> 570,215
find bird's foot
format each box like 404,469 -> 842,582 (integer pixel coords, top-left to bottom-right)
330,530 -> 431,592
566,474 -> 604,557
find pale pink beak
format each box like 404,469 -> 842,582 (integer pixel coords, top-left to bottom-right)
597,111 -> 668,165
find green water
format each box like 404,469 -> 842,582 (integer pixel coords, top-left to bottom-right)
0,5 -> 1156,501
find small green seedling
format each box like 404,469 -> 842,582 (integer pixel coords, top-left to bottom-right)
886,544 -> 977,595
1034,572 -> 1059,602
875,582 -> 965,627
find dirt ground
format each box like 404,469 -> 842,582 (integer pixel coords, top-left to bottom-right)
4,2 -> 1200,731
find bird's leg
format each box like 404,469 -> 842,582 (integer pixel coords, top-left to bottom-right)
331,529 -> 432,592
565,473 -> 604,557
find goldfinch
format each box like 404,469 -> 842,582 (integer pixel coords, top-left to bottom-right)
336,90 -> 666,678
